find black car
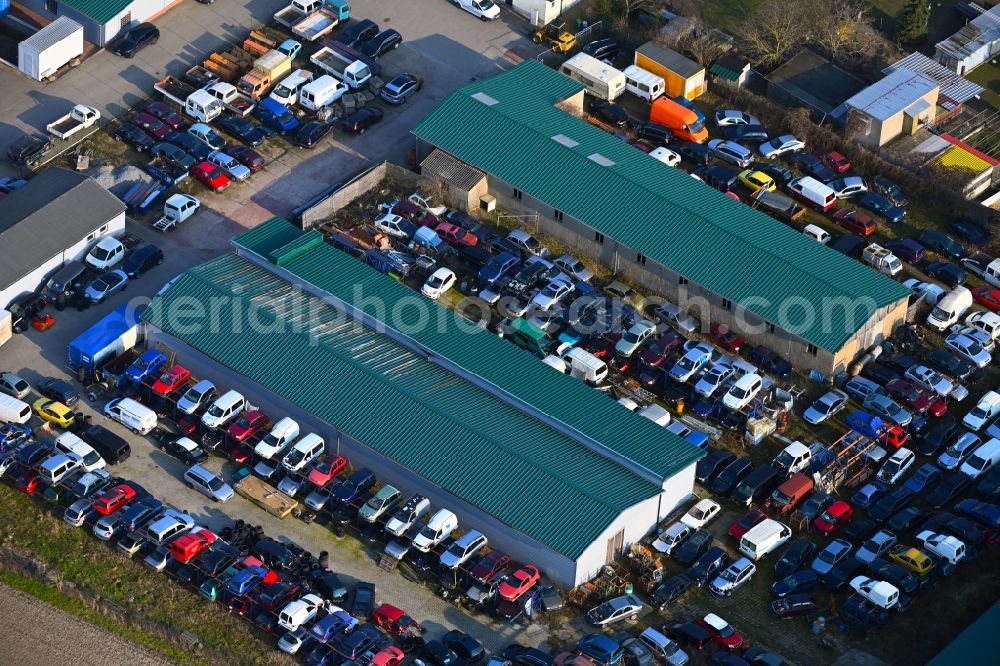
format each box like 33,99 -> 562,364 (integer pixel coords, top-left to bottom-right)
121,244 -> 164,279
748,345 -> 792,378
823,556 -> 867,591
922,512 -> 985,547
750,161 -> 794,186
166,131 -> 211,160
978,465 -> 1000,499
501,645 -> 553,666
665,622 -> 711,652
688,546 -> 729,586
38,377 -> 79,406
925,261 -> 965,287
771,570 -> 819,598
773,539 -> 816,578
296,121 -> 334,148
309,570 -> 348,603
882,352 -> 920,374
842,517 -> 878,543
868,558 -> 921,594
335,19 -> 379,48
793,153 -> 836,182
674,141 -> 711,166
113,124 -> 155,153
581,38 -> 619,61
341,106 -> 383,134
252,539 -> 295,570
710,456 -> 753,495
926,472 -> 971,509
696,450 -> 736,485
650,573 -> 695,609
872,176 -> 908,206
110,23 -> 160,58
215,116 -> 265,147
590,100 -> 630,128
797,491 -> 833,522
7,134 -> 51,168
860,192 -> 905,224
151,142 -> 196,170
723,124 -> 768,143
885,505 -> 927,534
633,121 -> 671,147
443,630 -> 485,664
351,581 -> 376,616
771,593 -> 819,619
674,529 -> 713,566
870,487 -> 915,522
917,416 -> 959,457
161,436 -> 208,465
421,640 -> 462,666
925,348 -> 979,382
380,73 -> 421,104
950,219 -> 989,245
192,543 -> 240,577
860,362 -> 900,386
359,29 -> 402,59
919,230 -> 965,259
8,292 -> 46,333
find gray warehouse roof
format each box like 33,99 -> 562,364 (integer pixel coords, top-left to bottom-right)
842,68 -> 938,121
0,168 -> 125,291
635,42 -> 703,78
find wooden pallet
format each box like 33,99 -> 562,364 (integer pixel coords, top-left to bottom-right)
378,553 -> 399,572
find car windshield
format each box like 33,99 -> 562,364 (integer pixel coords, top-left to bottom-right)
208,476 -> 224,491
820,547 -> 840,562
720,568 -> 740,582
730,386 -> 748,399
623,330 -> 640,344
93,248 -> 110,260
183,386 -> 203,401
820,510 -> 839,524
207,404 -> 224,417
427,275 -> 444,288
133,358 -> 150,370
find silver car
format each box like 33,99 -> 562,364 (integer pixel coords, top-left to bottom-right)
587,593 -> 643,626
176,379 -> 216,415
0,372 -> 31,399
803,389 -> 849,424
864,393 -> 912,427
938,433 -> 982,470
184,464 -> 234,502
709,557 -> 756,597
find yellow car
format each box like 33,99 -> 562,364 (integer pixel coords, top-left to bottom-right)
887,545 -> 934,575
32,398 -> 76,428
738,169 -> 776,193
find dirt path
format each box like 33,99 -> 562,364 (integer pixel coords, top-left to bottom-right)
0,583 -> 176,666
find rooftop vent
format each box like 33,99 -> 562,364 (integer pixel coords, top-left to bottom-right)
552,134 -> 579,148
588,153 -> 615,167
471,92 -> 499,106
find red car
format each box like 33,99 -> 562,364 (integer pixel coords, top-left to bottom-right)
885,379 -> 945,417
170,528 -> 217,563
144,101 -> 185,130
498,564 -> 540,601
371,603 -> 423,639
92,483 -> 136,516
710,323 -> 744,353
630,141 -> 653,154
469,549 -> 512,583
152,364 -> 191,395
822,150 -> 852,173
435,222 -> 478,247
131,112 -> 171,140
191,161 -> 230,192
308,455 -> 348,487
813,500 -> 854,534
973,287 -> 1000,312
15,469 -> 40,494
728,508 -> 767,540
640,332 -> 683,368
698,613 -> 744,651
371,646 -> 405,666
833,208 -> 876,236
227,410 -> 268,443
230,145 -> 266,172
227,443 -> 252,464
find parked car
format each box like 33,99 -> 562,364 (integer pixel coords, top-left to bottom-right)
381,73 -> 422,104
758,135 -> 804,159
586,594 -> 643,626
113,123 -> 155,152
110,23 -> 159,57
860,193 -> 905,223
709,557 -> 756,597
919,231 -> 965,258
216,116 -> 266,147
295,121 -> 333,148
342,107 -> 384,134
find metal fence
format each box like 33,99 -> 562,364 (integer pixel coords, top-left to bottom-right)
534,20 -> 606,68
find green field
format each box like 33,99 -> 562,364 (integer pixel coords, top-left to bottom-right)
968,61 -> 1000,112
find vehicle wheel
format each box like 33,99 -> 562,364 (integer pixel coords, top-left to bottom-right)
532,35 -> 541,44
186,481 -> 194,489
114,135 -> 122,142
630,613 -> 638,621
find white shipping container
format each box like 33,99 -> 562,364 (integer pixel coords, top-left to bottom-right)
18,17 -> 84,81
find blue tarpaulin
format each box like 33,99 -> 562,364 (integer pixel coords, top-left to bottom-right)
67,304 -> 143,372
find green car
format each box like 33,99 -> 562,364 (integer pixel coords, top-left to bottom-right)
43,484 -> 70,505
199,565 -> 238,601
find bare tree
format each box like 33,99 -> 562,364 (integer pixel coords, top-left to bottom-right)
741,3 -> 808,65
679,24 -> 730,66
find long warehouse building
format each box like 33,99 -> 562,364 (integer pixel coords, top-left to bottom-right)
143,217 -> 704,587
412,61 -> 913,376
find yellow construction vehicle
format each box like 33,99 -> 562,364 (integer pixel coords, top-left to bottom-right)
532,19 -> 575,52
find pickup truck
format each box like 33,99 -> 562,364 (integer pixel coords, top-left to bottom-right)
961,252 -> 1000,289
205,82 -> 255,117
863,243 -> 903,277
274,0 -> 348,27
184,65 -> 220,89
310,44 -> 379,89
46,104 -> 100,140
293,9 -> 339,41
155,75 -> 197,106
153,194 -> 200,231
146,157 -> 189,186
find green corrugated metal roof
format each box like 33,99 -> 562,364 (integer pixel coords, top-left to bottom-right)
61,0 -> 133,23
412,61 -> 912,352
710,62 -> 741,81
234,218 -> 704,483
144,252 -> 662,559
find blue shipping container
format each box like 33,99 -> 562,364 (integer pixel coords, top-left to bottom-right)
67,304 -> 143,372
0,1 -> 9,19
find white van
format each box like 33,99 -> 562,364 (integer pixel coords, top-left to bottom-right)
787,176 -> 836,211
103,397 -> 157,435
299,74 -> 348,111
282,433 -> 325,473
38,453 -> 82,486
411,509 -> 458,552
927,286 -> 973,332
916,530 -> 966,565
54,432 -> 106,472
563,346 -> 609,384
255,417 -> 301,460
772,441 -> 812,476
184,89 -> 223,123
0,393 -> 32,424
964,391 -> 1000,431
622,65 -> 665,102
802,224 -> 831,244
960,437 -> 1000,478
201,390 -> 245,430
739,519 -> 791,561
270,69 -> 314,106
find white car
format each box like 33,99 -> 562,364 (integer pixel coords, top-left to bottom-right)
945,332 -> 991,368
615,319 -> 657,357
904,279 -> 946,306
85,236 -> 125,270
849,576 -> 899,609
723,373 -> 763,410
553,254 -> 593,283
373,212 -> 412,239
680,499 -> 721,529
694,361 -> 734,398
758,134 -> 804,159
828,176 -> 867,199
803,389 -> 849,424
916,530 -> 966,564
649,146 -> 681,167
586,594 -> 643,626
955,326 -> 995,353
530,278 -> 574,311
456,0 -> 500,21
421,267 -> 456,299
669,344 -> 712,383
278,594 -> 325,631
714,110 -> 760,126
905,365 -> 953,397
207,150 -> 251,181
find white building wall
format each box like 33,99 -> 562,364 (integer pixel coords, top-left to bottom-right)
102,0 -> 180,45
0,211 -> 124,308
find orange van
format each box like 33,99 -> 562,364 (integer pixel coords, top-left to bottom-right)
769,473 -> 814,515
649,97 -> 708,143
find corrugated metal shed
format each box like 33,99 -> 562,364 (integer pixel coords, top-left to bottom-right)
20,16 -> 83,52
143,252 -> 663,559
420,149 -> 487,190
935,6 -> 1000,61
235,218 -> 704,483
412,61 -> 911,353
885,52 -> 983,104
59,0 -> 132,23
840,68 -> 938,122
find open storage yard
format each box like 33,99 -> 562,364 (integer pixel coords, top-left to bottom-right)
0,1 -> 999,666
